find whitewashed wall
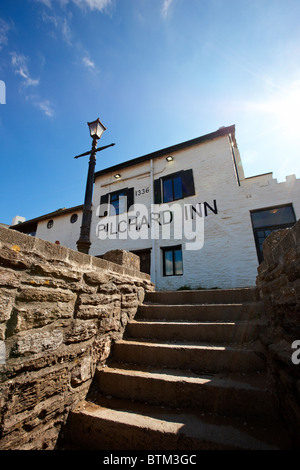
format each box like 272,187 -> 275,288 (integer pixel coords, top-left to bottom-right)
36,211 -> 82,251
90,134 -> 300,290
33,133 -> 300,291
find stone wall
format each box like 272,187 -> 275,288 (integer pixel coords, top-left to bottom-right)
0,226 -> 153,450
256,219 -> 300,446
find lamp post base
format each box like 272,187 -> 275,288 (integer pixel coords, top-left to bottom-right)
76,239 -> 91,254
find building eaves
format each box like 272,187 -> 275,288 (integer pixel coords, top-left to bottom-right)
10,204 -> 83,230
94,125 -> 236,180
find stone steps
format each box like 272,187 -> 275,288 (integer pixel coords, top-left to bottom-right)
136,303 -> 263,321
144,287 -> 259,305
125,319 -> 261,343
60,287 -> 292,450
112,339 -> 266,373
94,363 -> 277,419
65,397 -> 290,450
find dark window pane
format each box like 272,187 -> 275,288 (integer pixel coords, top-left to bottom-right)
173,176 -> 183,200
163,246 -> 183,276
164,251 -> 174,276
174,248 -> 183,275
181,169 -> 195,197
251,206 -> 295,228
163,179 -> 173,203
110,191 -> 126,215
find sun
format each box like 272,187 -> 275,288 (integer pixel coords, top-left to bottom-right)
273,81 -> 300,137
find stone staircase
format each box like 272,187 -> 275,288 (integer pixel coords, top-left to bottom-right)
60,288 -> 292,450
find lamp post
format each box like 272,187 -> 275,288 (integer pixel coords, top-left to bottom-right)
76,118 -> 114,254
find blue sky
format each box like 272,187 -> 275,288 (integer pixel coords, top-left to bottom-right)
1,0 -> 300,225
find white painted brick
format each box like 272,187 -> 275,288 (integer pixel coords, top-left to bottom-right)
33,133 -> 300,291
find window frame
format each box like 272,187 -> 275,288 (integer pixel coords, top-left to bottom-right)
99,187 -> 134,217
162,172 -> 183,203
70,214 -> 78,224
109,189 -> 127,216
154,169 -> 195,204
162,245 -> 183,277
250,203 -> 296,263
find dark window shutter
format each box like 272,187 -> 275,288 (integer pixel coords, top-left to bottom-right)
181,169 -> 195,198
154,178 -> 162,204
126,187 -> 134,211
99,193 -> 109,217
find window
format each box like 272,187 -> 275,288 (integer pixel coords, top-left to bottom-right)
251,204 -> 296,263
163,174 -> 183,202
99,187 -> 134,217
110,190 -> 127,215
162,245 -> 183,276
154,169 -> 195,204
47,220 -> 53,229
70,214 -> 78,224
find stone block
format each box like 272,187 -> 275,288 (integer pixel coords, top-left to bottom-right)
102,249 -> 140,271
279,229 -> 296,255
71,356 -> 92,387
16,286 -> 76,304
0,247 -> 30,270
30,263 -> 82,282
0,226 -> 36,252
11,329 -> 64,356
0,268 -> 22,288
83,270 -> 109,285
8,305 -> 73,334
0,289 -> 16,322
78,292 -> 121,306
76,304 -> 110,320
67,248 -> 92,268
65,320 -> 97,344
90,256 -> 110,271
291,219 -> 300,245
285,259 -> 300,283
121,293 -> 139,308
92,335 -> 112,364
3,367 -> 69,417
33,238 -> 69,262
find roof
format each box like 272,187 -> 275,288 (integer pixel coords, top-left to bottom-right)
10,204 -> 83,230
94,124 -> 236,179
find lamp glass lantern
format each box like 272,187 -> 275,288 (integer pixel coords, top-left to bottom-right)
87,118 -> 106,139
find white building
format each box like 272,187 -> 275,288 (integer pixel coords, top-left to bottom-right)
12,125 -> 300,290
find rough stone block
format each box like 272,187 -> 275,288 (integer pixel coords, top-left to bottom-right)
11,329 -> 64,356
83,271 -> 109,285
75,304 -> 108,320
0,289 -> 16,322
16,286 -> 76,304
102,249 -> 140,271
8,305 -> 73,334
71,356 -> 92,387
67,248 -> 92,268
0,226 -> 36,252
0,247 -> 30,270
33,238 -> 69,262
65,320 -> 97,344
30,263 -> 82,282
0,268 -> 22,288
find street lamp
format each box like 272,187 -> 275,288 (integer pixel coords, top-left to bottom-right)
76,118 -> 115,254
88,118 -> 106,140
